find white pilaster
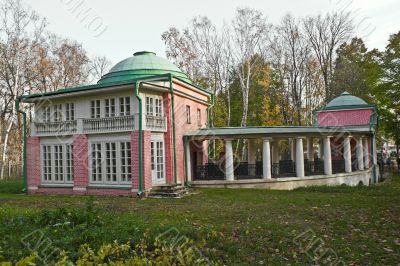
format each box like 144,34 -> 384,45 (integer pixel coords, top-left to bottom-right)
184,139 -> 192,181
363,137 -> 370,169
356,136 -> 364,171
306,137 -> 314,161
262,138 -> 272,179
296,138 -> 305,177
323,136 -> 332,175
225,139 -> 234,181
343,136 -> 352,173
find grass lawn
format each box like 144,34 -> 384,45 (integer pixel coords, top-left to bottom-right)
0,175 -> 399,265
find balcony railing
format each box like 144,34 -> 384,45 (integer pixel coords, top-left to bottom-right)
34,120 -> 77,136
83,115 -> 135,133
145,115 -> 167,132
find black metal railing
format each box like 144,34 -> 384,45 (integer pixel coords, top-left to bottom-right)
305,159 -> 324,176
234,163 -> 262,180
195,163 -> 225,180
332,159 -> 345,174
272,160 -> 295,178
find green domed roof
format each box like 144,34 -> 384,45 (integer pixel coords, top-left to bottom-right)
326,91 -> 368,108
98,51 -> 192,84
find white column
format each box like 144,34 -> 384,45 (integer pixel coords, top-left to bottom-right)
248,139 -> 256,176
296,138 -> 305,177
356,136 -> 364,171
184,139 -> 192,181
363,137 -> 370,169
372,135 -> 379,182
343,136 -> 352,173
306,137 -> 314,161
225,139 -> 234,181
323,136 -> 332,175
262,138 -> 272,179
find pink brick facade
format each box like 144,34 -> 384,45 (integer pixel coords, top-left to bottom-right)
172,81 -> 209,184
73,134 -> 89,192
317,108 -> 373,127
131,130 -> 152,192
26,137 -> 40,193
163,92 -> 175,184
25,78 -> 211,196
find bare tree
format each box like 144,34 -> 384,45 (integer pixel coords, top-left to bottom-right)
88,55 -> 112,83
0,0 -> 46,179
303,11 -> 353,101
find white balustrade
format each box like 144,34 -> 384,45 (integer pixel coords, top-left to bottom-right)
34,120 -> 77,136
145,115 -> 167,132
83,115 -> 135,133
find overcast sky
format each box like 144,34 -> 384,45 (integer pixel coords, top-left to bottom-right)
29,0 -> 400,65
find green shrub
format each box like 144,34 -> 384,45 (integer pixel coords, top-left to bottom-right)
1,238 -> 219,265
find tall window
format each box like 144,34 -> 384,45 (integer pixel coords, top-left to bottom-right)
91,143 -> 102,182
186,105 -> 191,124
41,144 -> 73,184
43,107 -> 51,123
65,103 -> 75,121
146,96 -> 154,116
43,145 -> 52,181
119,97 -> 131,116
91,100 -> 101,118
155,98 -> 162,117
105,142 -> 117,182
90,141 -> 132,185
54,145 -> 63,181
120,142 -> 131,182
105,98 -> 116,117
66,145 -> 74,182
53,104 -> 63,122
197,108 -> 201,126
156,141 -> 164,180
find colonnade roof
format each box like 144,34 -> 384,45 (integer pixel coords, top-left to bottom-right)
184,125 -> 373,140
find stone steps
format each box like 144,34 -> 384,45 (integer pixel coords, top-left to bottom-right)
148,184 -> 191,198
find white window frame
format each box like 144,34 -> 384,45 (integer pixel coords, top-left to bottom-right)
119,96 -> 131,116
41,141 -> 74,185
65,103 -> 75,121
90,100 -> 101,118
53,104 -> 63,122
43,106 -> 51,123
145,95 -> 163,117
104,98 -> 116,118
89,137 -> 132,186
151,134 -> 166,184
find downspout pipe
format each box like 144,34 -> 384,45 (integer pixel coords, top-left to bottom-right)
133,74 -> 171,196
207,93 -> 215,163
15,97 -> 27,193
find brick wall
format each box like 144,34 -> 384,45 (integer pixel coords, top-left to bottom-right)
163,92 -> 174,184
173,89 -> 209,184
131,130 -> 152,191
317,108 -> 373,127
27,136 -> 40,193
73,134 -> 89,192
